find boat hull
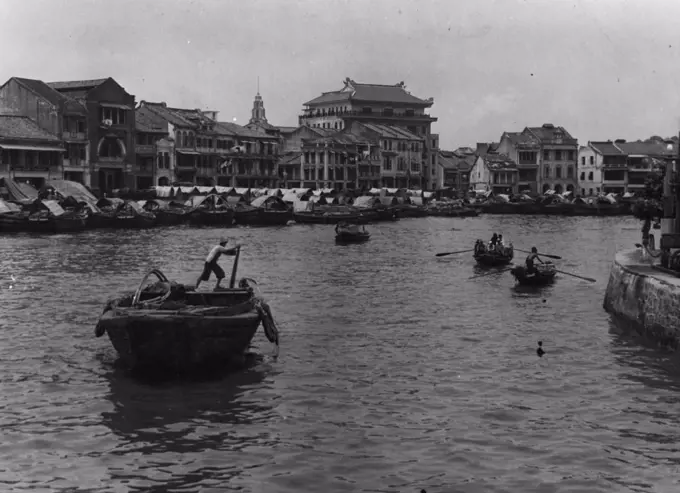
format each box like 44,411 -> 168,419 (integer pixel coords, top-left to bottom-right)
188,209 -> 236,226
238,209 -> 293,226
474,253 -> 513,266
99,310 -> 261,374
293,211 -> 366,224
0,212 -> 29,232
155,211 -> 188,226
113,214 -> 156,229
335,232 -> 371,243
510,265 -> 557,286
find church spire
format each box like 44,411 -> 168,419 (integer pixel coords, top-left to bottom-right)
249,77 -> 267,125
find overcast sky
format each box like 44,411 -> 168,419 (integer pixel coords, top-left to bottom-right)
1,0 -> 678,149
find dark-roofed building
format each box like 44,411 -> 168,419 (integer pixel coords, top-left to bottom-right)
135,107 -> 172,188
298,120 -> 425,190
48,77 -> 136,193
587,140 -> 627,194
522,124 -> 578,194
0,77 -> 89,185
497,131 -> 541,193
299,77 -> 438,188
138,101 -> 280,188
617,139 -> 674,194
470,151 -> 519,195
0,115 -> 65,189
437,147 -> 476,191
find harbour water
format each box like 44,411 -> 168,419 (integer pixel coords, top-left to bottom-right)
1,215 -> 679,493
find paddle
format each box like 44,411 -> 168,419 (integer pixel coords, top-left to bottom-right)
554,269 -> 596,283
468,267 -> 513,280
515,248 -> 562,260
436,249 -> 474,257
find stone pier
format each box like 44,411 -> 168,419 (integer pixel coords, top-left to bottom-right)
604,249 -> 680,349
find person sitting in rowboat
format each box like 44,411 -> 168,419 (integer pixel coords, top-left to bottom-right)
195,238 -> 241,290
525,247 -> 544,275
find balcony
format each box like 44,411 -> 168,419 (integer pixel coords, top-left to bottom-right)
299,109 -> 436,122
135,144 -> 156,155
63,158 -> 88,168
63,131 -> 86,141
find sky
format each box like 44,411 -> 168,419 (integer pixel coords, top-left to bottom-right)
1,0 -> 679,150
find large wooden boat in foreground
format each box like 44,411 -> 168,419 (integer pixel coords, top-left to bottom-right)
510,262 -> 557,286
94,252 -> 279,375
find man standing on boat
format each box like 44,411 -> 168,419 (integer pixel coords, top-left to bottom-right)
525,247 -> 544,274
195,239 -> 240,290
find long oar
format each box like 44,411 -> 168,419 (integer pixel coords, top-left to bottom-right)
555,269 -> 596,283
436,249 -> 474,257
468,267 -> 513,280
515,248 -> 562,260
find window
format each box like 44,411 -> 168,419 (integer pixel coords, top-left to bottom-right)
580,171 -> 585,180
543,150 -> 550,160
411,159 -> 420,172
588,172 -> 593,180
567,166 -> 573,178
99,107 -> 126,125
99,138 -> 122,158
567,150 -> 575,161
581,156 -> 585,165
397,157 -> 406,171
555,150 -> 563,161
556,166 -> 562,178
589,156 -> 594,165
581,188 -> 585,196
596,187 -> 600,193
544,166 -> 550,177
589,188 -> 593,195
405,109 -> 414,117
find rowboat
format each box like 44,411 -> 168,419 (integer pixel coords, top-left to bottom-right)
94,252 -> 279,376
473,239 -> 514,266
335,221 -> 370,243
510,261 -> 557,286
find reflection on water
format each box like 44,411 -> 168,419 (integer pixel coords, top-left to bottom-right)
2,215 -> 680,492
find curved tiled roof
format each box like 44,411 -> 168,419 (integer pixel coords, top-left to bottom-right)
304,79 -> 431,106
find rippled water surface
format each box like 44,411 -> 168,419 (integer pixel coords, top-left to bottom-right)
1,215 -> 679,492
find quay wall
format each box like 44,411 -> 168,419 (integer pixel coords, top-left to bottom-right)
604,250 -> 680,349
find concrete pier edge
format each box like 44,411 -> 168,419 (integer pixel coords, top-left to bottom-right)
604,249 -> 680,350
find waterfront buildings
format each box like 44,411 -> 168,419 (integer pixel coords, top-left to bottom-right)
0,77 -> 87,187
0,115 -> 65,189
469,147 -> 519,195
577,144 -> 602,196
437,148 -> 474,191
299,78 -> 438,188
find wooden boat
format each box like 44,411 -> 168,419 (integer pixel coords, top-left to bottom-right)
473,239 -> 514,266
113,200 -> 156,228
93,260 -> 280,375
510,261 -> 557,286
186,194 -> 236,227
293,204 -> 367,224
140,199 -> 188,226
0,200 -> 29,232
335,221 -> 370,243
245,195 -> 293,226
26,199 -> 88,233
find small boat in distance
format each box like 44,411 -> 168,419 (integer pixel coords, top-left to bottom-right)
473,238 -> 514,266
510,261 -> 557,286
335,220 -> 371,243
94,249 -> 279,376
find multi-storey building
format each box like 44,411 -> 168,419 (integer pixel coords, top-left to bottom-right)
299,78 -> 438,188
577,145 -> 602,196
299,120 -> 424,190
586,141 -> 627,195
437,147 -> 475,192
616,140 -> 675,195
138,102 -> 280,188
0,77 -> 89,185
134,108 -> 171,188
521,124 -> 578,194
497,131 -> 540,193
47,78 -> 136,193
469,151 -> 519,195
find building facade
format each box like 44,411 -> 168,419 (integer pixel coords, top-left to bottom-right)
138,101 -> 280,188
134,108 -> 170,189
577,145 -> 602,196
47,78 -> 136,193
0,115 -> 65,188
587,141 -> 627,195
522,124 -> 578,194
469,153 -> 519,195
0,77 -> 90,185
497,131 -> 540,194
299,78 -> 438,189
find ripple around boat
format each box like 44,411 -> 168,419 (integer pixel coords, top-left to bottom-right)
94,268 -> 279,375
510,262 -> 557,285
473,239 -> 514,266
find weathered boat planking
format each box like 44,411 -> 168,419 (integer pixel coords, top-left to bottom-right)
510,262 -> 557,286
94,268 -> 279,376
